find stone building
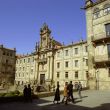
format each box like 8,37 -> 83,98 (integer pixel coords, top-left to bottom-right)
15,23 -> 88,90
0,45 -> 16,86
15,53 -> 36,85
54,41 -> 88,89
84,0 -> 110,89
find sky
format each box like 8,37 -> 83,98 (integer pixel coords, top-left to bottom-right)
0,0 -> 87,54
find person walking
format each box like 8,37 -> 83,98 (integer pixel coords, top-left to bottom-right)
62,82 -> 68,104
67,81 -> 75,103
27,84 -> 32,102
53,84 -> 60,104
77,82 -> 82,99
23,85 -> 28,102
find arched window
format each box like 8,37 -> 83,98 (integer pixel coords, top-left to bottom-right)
103,4 -> 110,15
93,8 -> 100,19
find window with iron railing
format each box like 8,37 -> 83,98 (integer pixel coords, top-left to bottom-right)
105,23 -> 110,37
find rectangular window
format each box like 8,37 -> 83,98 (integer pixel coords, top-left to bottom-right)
86,71 -> 89,79
65,61 -> 69,68
75,60 -> 78,67
108,68 -> 110,77
75,48 -> 78,54
75,71 -> 78,79
85,46 -> 88,52
57,72 -> 60,78
57,51 -> 60,57
28,58 -> 30,63
65,50 -> 68,56
107,44 -> 110,57
65,72 -> 68,78
24,59 -> 25,63
105,23 -> 110,37
57,62 -> 60,68
85,59 -> 88,66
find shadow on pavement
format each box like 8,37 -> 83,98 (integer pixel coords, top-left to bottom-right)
0,98 -> 110,110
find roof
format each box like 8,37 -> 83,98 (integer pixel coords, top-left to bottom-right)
83,0 -> 107,9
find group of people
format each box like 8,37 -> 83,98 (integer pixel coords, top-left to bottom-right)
23,84 -> 32,102
53,81 -> 82,105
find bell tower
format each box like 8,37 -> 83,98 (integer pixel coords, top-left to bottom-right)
40,23 -> 51,50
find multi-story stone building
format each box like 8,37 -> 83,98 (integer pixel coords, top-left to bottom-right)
15,53 -> 36,85
0,45 -> 16,86
84,0 -> 110,89
15,23 -> 88,90
54,42 -> 88,89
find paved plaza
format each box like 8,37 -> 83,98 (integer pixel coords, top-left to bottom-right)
0,90 -> 110,110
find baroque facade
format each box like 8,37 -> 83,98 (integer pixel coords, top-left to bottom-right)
15,23 -> 88,90
0,45 -> 16,86
84,0 -> 110,89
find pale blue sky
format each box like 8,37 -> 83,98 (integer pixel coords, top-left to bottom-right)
0,0 -> 87,54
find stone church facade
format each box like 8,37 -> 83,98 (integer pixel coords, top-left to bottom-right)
15,24 -> 88,90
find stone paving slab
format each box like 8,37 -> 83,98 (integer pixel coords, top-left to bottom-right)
0,90 -> 110,110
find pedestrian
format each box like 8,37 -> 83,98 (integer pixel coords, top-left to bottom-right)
53,84 -> 60,104
67,81 -> 75,103
23,85 -> 28,102
62,82 -> 68,104
77,82 -> 82,99
27,84 -> 32,102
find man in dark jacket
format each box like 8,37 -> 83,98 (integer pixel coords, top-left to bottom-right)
27,84 -> 32,102
67,81 -> 75,103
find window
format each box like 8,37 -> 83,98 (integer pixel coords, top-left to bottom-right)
6,59 -> 8,63
3,52 -> 5,55
85,59 -> 88,66
105,23 -> 110,37
23,67 -> 25,71
43,55 -> 45,58
65,72 -> 68,78
10,53 -> 12,57
28,58 -> 30,63
57,62 -> 60,68
104,4 -> 110,15
107,44 -> 110,57
93,8 -> 100,19
32,57 -> 34,62
7,53 -> 9,56
86,71 -> 89,79
65,50 -> 68,56
24,59 -> 25,63
20,60 -> 22,63
85,46 -> 88,52
108,68 -> 110,77
42,65 -> 44,69
75,48 -> 78,54
57,72 -> 60,78
65,61 -> 69,68
75,71 -> 78,79
57,51 -> 60,57
75,60 -> 78,67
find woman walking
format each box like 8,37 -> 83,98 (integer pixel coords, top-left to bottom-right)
53,84 -> 60,104
62,82 -> 68,104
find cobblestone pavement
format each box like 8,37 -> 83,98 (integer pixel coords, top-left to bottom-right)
0,90 -> 110,110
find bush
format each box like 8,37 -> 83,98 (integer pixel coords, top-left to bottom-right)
0,93 -> 6,97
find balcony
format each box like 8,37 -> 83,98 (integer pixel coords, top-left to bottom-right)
37,58 -> 47,63
93,55 -> 110,68
92,32 -> 110,45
